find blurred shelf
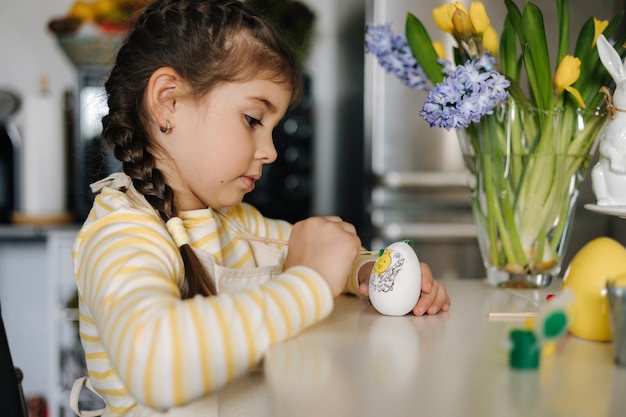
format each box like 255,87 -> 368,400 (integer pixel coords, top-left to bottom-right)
0,224 -> 80,241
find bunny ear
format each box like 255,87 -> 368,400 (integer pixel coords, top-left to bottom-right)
597,34 -> 626,83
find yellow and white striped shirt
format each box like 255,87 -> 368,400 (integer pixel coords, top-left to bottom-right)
73,173 -> 354,415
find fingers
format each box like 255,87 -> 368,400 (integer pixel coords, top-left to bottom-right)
419,262 -> 436,293
413,280 -> 449,316
413,263 -> 450,316
319,216 -> 357,235
286,216 -> 361,297
358,281 -> 369,298
357,260 -> 374,298
320,216 -> 343,222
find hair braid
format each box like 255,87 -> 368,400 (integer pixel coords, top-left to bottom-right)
101,0 -> 302,298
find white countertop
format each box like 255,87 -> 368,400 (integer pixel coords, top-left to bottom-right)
263,278 -> 626,417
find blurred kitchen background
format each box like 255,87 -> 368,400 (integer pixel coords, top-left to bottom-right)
2,0 -> 625,275
1,0 -> 626,414
3,0 -> 626,266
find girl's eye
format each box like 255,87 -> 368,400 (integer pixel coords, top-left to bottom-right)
245,115 -> 262,128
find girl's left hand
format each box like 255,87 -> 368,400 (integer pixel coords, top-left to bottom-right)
358,262 -> 450,316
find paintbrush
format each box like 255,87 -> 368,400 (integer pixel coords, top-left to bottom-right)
234,233 -> 378,255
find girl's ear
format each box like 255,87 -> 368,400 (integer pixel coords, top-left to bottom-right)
146,67 -> 182,129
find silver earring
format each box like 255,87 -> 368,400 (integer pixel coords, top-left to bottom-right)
159,120 -> 171,133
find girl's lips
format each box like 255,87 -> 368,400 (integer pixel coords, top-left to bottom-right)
241,175 -> 258,190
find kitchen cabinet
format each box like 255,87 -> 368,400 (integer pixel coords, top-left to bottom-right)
0,224 -> 100,417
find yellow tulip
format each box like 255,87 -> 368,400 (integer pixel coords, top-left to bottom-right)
452,7 -> 473,39
554,55 -> 580,90
554,55 -> 585,108
433,41 -> 446,59
433,2 -> 467,34
453,2 -> 468,13
433,4 -> 454,33
469,2 -> 490,34
564,86 -> 585,108
593,18 -> 609,47
482,26 -> 499,54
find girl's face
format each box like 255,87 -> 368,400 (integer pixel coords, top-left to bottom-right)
159,78 -> 292,210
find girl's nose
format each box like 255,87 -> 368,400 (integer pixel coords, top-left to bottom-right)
257,131 -> 278,163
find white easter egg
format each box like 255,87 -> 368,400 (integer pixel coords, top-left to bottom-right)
368,241 -> 422,316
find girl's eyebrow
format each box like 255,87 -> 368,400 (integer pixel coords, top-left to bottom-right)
251,96 -> 277,112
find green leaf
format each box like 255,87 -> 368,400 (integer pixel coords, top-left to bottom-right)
453,46 -> 470,67
573,17 -> 595,65
556,0 -> 569,67
605,9 -> 625,36
579,57 -> 613,109
505,79 -> 528,105
500,18 -> 519,83
522,46 -> 540,108
405,13 -> 444,84
522,2 -> 552,111
504,0 -> 525,46
574,18 -> 599,106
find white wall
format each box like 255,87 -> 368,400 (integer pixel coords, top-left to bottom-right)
0,0 -> 76,107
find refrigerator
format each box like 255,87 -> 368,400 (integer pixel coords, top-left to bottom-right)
363,0 -> 626,279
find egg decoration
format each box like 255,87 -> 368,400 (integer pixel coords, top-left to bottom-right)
562,237 -> 626,341
369,241 -> 421,316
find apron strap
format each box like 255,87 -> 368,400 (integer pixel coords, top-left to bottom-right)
70,376 -> 106,417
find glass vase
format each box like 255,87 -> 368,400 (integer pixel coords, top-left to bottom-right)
457,100 -> 608,288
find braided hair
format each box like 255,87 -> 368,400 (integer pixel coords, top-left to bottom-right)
101,0 -> 303,298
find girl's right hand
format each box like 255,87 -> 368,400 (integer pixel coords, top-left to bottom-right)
284,216 -> 361,296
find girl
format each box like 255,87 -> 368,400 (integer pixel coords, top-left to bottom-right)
71,0 -> 450,415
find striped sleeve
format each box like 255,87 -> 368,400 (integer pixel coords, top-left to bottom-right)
74,210 -> 333,411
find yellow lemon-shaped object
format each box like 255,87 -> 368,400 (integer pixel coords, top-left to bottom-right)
69,0 -> 97,22
562,237 -> 626,341
94,0 -> 118,17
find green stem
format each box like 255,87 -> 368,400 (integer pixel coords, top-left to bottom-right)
549,187 -> 575,255
535,227 -> 546,265
478,114 -> 527,268
470,126 -> 500,266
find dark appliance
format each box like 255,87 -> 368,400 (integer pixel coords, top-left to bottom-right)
0,91 -> 21,223
70,68 -> 120,221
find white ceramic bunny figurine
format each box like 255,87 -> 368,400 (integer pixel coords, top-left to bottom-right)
591,34 -> 626,206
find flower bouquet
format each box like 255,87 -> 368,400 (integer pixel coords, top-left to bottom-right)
365,0 -> 626,287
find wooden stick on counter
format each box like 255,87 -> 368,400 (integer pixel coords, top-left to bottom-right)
487,311 -> 537,320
